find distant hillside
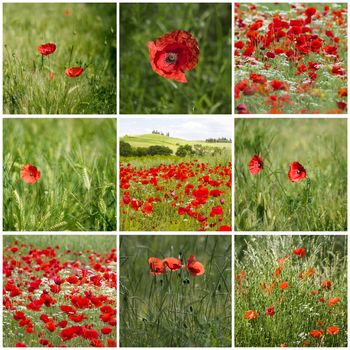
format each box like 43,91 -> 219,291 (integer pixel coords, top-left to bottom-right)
121,134 -> 231,152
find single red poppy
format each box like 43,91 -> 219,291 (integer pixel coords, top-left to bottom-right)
186,256 -> 205,276
244,310 -> 259,320
249,154 -> 264,174
148,30 -> 199,83
37,43 -> 56,56
321,280 -> 332,289
309,329 -> 324,338
279,281 -> 288,290
293,247 -> 306,258
65,67 -> 84,78
288,162 -> 307,182
148,257 -> 164,276
163,257 -> 181,271
101,327 -> 113,335
327,326 -> 339,335
20,164 -> 41,184
265,306 -> 275,316
305,7 -> 316,17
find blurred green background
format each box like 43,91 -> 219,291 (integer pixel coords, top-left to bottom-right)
120,3 -> 232,114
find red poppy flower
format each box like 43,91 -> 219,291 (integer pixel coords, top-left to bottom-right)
217,225 -> 231,231
186,256 -> 205,276
327,326 -> 339,335
265,306 -> 275,316
16,343 -> 27,347
288,162 -> 307,182
244,310 -> 259,320
305,7 -> 316,17
309,329 -> 324,338
65,67 -> 84,78
236,103 -> 250,114
293,247 -> 306,258
148,30 -> 199,83
321,280 -> 332,289
46,321 -> 56,332
101,327 -> 113,335
37,43 -> 56,56
249,154 -> 264,174
20,164 -> 41,184
279,281 -> 288,290
328,297 -> 340,307
148,257 -> 164,276
163,257 -> 181,271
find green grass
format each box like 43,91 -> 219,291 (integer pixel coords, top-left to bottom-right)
235,235 -> 347,347
3,3 -> 116,114
120,235 -> 232,347
121,133 -> 231,152
3,118 -> 116,231
3,235 -> 116,347
120,3 -> 232,114
235,118 -> 347,231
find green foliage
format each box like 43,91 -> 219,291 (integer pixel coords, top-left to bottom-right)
120,3 -> 232,114
175,144 -> 195,157
119,141 -> 173,157
3,118 -> 116,231
148,145 -> 173,156
3,3 -> 116,114
120,235 -> 232,347
235,235 -> 347,347
235,118 -> 347,231
120,140 -> 133,157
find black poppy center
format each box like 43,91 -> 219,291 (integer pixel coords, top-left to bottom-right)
30,173 -> 33,177
297,169 -> 301,174
165,52 -> 178,64
257,163 -> 261,168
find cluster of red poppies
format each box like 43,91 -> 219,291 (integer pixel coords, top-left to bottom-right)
37,42 -> 84,78
3,242 -> 116,347
248,154 -> 307,182
148,256 -> 205,276
235,4 -> 347,113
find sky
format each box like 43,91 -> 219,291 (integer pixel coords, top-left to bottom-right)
119,117 -> 233,140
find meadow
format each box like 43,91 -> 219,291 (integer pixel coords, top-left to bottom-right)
120,3 -> 231,114
235,118 -> 347,231
3,118 -> 116,231
3,235 -> 117,347
3,3 -> 116,114
120,235 -> 232,347
235,3 -> 347,114
120,134 -> 232,231
235,235 -> 347,347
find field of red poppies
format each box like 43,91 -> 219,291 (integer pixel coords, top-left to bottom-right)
3,235 -> 116,347
234,3 -> 347,114
120,159 -> 232,231
235,235 -> 347,347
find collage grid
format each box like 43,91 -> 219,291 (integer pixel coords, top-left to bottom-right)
0,0 -> 349,349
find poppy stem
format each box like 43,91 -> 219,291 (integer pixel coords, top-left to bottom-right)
68,45 -> 74,67
41,55 -> 44,70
